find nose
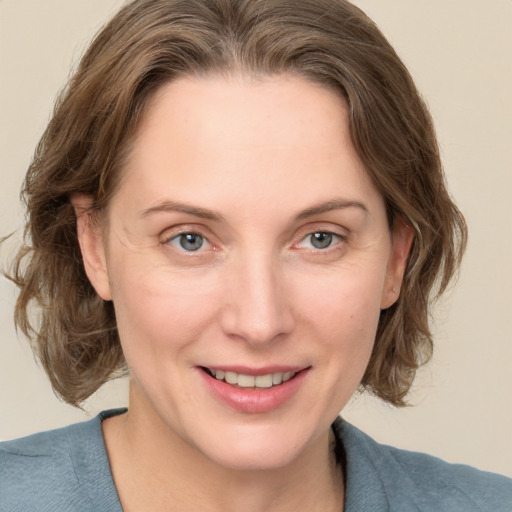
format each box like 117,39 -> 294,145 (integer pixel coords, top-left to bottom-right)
220,251 -> 295,346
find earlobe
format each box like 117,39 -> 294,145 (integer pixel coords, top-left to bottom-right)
381,217 -> 414,309
71,193 -> 112,301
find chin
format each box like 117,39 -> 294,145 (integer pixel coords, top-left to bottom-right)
188,419 -> 320,472
206,441 -> 302,472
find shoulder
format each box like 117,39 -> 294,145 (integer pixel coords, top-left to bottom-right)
334,418 -> 512,512
0,409 -> 124,512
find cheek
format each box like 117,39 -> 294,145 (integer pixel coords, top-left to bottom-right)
295,261 -> 386,341
109,257 -> 222,361
283,263 -> 386,418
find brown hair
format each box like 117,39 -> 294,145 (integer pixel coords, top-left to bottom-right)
6,0 -> 466,407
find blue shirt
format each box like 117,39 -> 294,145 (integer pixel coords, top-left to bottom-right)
1,409 -> 511,511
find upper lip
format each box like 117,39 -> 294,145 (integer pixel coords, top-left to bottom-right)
199,365 -> 310,376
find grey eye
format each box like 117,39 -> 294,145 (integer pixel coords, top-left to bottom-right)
175,233 -> 205,251
309,232 -> 333,249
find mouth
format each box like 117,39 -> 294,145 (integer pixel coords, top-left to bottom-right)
201,367 -> 299,389
198,365 -> 310,413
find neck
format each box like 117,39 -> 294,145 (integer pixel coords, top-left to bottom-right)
102,383 -> 344,512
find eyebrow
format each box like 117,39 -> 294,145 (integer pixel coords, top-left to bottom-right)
139,198 -> 368,222
295,198 -> 368,220
139,201 -> 225,221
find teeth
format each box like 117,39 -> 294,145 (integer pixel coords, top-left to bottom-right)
238,374 -> 255,387
224,371 -> 238,385
255,374 -> 273,388
210,369 -> 296,388
272,373 -> 283,385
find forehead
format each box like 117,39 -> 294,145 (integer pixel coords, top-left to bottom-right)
116,73 -> 382,218
132,74 -> 351,162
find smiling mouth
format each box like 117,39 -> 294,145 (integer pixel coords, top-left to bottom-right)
201,367 -> 300,389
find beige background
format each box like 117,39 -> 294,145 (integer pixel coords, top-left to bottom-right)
0,0 -> 511,477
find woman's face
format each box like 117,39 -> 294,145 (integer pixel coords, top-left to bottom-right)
79,74 -> 410,470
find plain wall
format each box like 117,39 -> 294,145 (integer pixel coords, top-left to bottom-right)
0,0 -> 511,476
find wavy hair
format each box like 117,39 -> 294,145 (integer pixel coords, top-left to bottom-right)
5,0 -> 466,406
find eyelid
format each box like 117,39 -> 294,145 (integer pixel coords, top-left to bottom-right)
160,223 -> 210,240
293,222 -> 348,240
159,223 -> 348,252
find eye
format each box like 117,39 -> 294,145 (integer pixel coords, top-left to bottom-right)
298,231 -> 343,250
309,232 -> 334,249
167,232 -> 208,252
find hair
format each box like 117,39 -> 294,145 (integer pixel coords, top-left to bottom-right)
5,0 -> 466,407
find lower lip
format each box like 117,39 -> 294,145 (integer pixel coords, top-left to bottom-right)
198,368 -> 309,414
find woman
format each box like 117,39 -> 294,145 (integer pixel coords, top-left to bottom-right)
1,0 -> 510,510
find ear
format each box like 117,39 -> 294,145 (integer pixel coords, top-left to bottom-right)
380,217 -> 414,310
71,193 -> 112,301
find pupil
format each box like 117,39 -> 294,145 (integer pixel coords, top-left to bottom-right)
180,233 -> 203,251
311,232 -> 332,249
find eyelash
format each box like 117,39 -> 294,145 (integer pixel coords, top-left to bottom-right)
162,229 -> 346,254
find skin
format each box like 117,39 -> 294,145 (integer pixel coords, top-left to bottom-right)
74,74 -> 412,512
